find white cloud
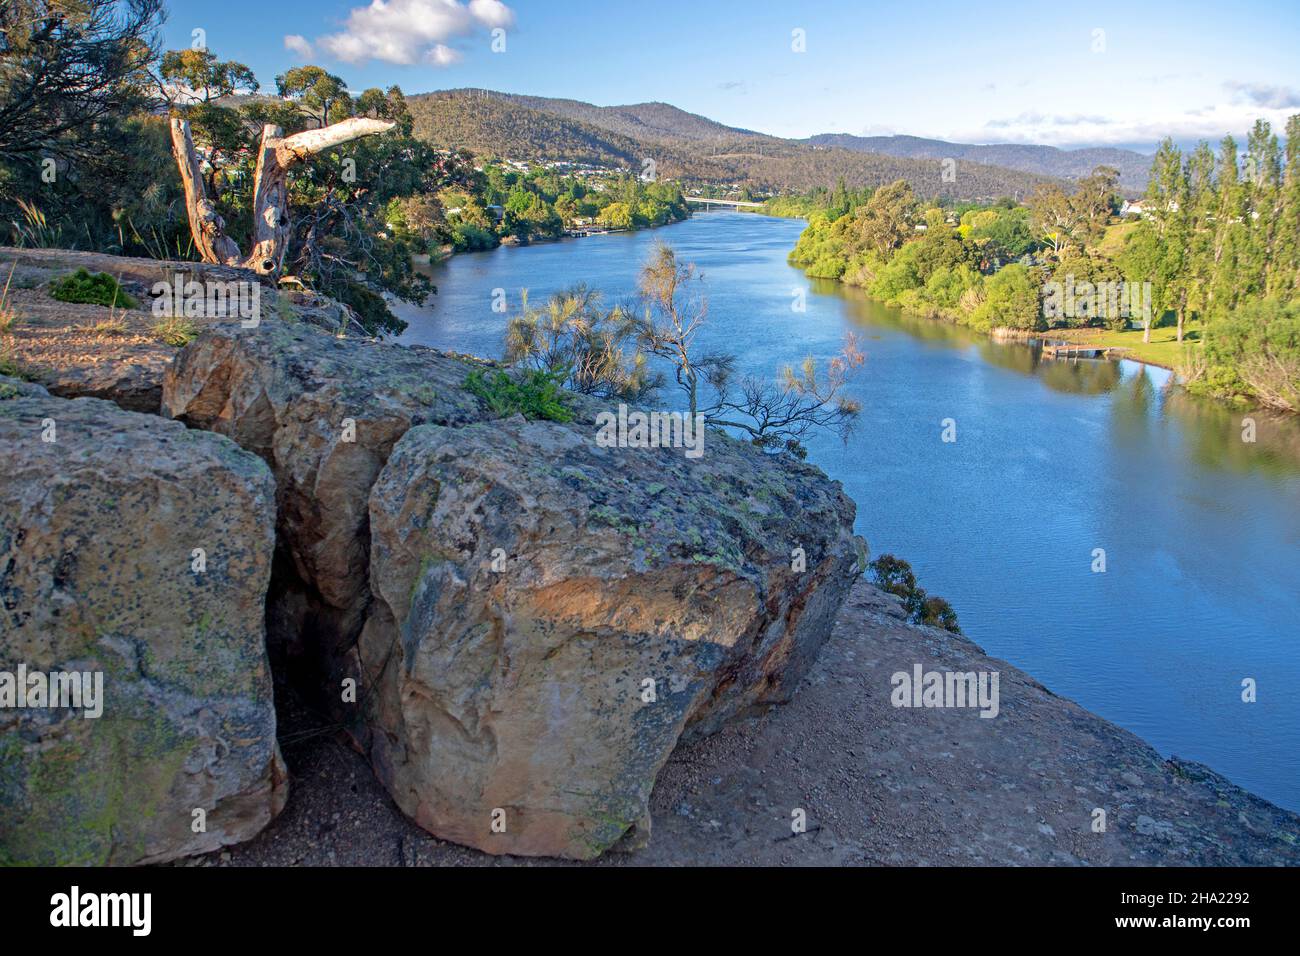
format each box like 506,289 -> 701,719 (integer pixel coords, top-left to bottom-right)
1223,81 -> 1300,111
961,100 -> 1299,148
468,0 -> 514,29
314,0 -> 515,66
283,34 -> 314,59
426,44 -> 463,66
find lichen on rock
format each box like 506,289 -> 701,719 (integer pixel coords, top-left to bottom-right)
0,390 -> 285,865
355,416 -> 863,858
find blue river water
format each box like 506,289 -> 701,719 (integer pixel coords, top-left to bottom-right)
395,210 -> 1300,811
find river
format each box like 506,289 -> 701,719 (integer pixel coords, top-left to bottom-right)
395,210 -> 1300,812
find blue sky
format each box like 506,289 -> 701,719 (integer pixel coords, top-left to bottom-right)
163,0 -> 1300,150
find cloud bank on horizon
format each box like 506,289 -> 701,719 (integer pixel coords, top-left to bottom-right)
284,0 -> 514,67
957,82 -> 1300,149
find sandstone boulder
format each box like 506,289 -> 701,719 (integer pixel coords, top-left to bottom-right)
0,389 -> 285,865
162,320 -> 491,670
162,319 -> 864,859
355,415 -> 863,858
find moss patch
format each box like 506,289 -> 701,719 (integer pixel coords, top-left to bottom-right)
49,269 -> 137,309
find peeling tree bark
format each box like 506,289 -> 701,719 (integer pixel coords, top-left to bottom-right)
169,116 -> 395,278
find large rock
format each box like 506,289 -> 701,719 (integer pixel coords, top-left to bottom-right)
0,387 -> 285,864
162,320 -> 490,671
355,415 -> 863,858
162,320 -> 864,859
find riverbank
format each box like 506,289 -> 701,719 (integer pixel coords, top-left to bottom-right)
1039,324 -> 1191,371
426,209 -> 692,263
181,580 -> 1300,866
984,323 -> 1185,370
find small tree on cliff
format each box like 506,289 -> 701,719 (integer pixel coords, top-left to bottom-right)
869,554 -> 961,633
636,243 -> 864,458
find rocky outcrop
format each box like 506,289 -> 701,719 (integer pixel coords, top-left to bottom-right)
161,320 -> 492,674
161,319 -> 864,858
0,248 -> 367,415
0,247 -> 264,292
356,416 -> 862,858
0,386 -> 285,865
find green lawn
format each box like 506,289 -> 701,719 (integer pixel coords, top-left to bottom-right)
1095,220 -> 1139,257
1051,322 -> 1200,369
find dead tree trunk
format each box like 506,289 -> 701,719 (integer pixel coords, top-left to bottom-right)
169,116 -> 395,278
170,118 -> 242,267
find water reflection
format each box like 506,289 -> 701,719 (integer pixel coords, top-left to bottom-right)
1037,355 -> 1124,395
1163,389 -> 1300,478
831,278 -> 1300,479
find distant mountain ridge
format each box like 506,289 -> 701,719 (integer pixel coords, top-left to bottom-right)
405,89 -> 1086,201
804,133 -> 1152,192
488,93 -> 763,144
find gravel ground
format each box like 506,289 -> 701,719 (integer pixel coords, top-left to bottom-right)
183,582 -> 1300,867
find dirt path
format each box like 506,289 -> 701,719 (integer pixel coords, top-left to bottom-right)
188,582 -> 1299,867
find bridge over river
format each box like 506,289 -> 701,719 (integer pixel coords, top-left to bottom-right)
683,196 -> 765,209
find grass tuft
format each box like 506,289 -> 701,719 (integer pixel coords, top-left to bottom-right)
151,315 -> 198,347
87,317 -> 131,338
0,263 -> 19,333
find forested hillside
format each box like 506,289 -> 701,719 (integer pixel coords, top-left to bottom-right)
407,90 -> 648,167
485,92 -> 760,143
407,90 -> 1057,200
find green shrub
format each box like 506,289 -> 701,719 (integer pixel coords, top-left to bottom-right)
49,269 -> 137,309
804,254 -> 847,279
869,553 -> 961,633
968,263 -> 1042,332
0,350 -> 32,381
452,222 -> 499,252
464,368 -> 573,422
917,596 -> 961,632
1197,299 -> 1300,411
